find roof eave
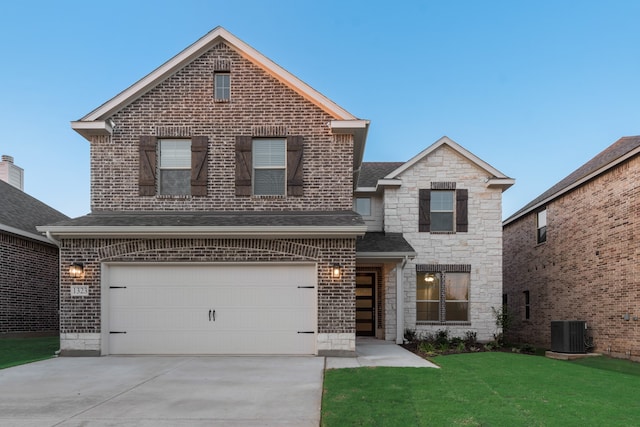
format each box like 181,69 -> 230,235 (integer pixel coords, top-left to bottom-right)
330,119 -> 370,184
36,225 -> 368,239
1,224 -> 59,246
70,120 -> 113,139
487,178 -> 515,191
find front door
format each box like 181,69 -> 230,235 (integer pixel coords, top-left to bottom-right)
356,273 -> 376,336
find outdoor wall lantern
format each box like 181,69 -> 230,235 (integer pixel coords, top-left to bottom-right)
332,264 -> 342,279
69,262 -> 85,279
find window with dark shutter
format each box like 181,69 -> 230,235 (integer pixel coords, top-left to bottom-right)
419,189 -> 431,232
139,136 -> 157,196
235,136 -> 253,196
456,189 -> 468,232
286,135 -> 303,196
191,136 -> 208,196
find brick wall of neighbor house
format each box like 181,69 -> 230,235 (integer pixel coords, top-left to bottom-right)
0,232 -> 59,334
90,42 -> 353,212
503,156 -> 640,360
58,237 -> 356,354
383,145 -> 504,341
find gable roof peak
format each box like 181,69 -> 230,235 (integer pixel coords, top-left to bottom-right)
71,26 -> 360,140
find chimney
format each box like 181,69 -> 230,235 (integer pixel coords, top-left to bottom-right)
0,155 -> 24,191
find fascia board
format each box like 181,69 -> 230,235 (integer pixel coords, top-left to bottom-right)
1,224 -> 58,246
503,147 -> 640,226
376,179 -> 402,190
486,178 -> 515,191
356,252 -> 417,260
70,120 -> 113,138
37,225 -> 368,239
80,27 -> 357,125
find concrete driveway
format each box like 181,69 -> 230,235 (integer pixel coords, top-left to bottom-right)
0,356 -> 324,426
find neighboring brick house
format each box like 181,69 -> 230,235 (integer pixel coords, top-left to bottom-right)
1,177 -> 69,336
503,136 -> 640,360
354,137 -> 514,342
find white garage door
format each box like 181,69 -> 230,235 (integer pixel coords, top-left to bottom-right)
104,264 -> 317,355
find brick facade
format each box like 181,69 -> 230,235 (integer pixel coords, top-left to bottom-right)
0,232 -> 59,335
503,155 -> 640,360
91,43 -> 353,212
58,38 -> 361,354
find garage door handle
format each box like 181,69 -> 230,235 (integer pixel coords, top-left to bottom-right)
209,309 -> 216,322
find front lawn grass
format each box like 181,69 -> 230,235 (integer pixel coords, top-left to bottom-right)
322,352 -> 640,426
0,336 -> 59,369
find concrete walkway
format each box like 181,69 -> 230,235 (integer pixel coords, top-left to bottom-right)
326,337 -> 439,369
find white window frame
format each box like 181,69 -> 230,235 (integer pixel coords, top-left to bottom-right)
252,138 -> 286,196
355,197 -> 371,216
158,139 -> 191,196
214,72 -> 230,101
537,209 -> 547,244
430,190 -> 455,232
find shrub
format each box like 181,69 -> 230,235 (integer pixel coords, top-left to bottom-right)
404,328 -> 417,343
464,331 -> 477,346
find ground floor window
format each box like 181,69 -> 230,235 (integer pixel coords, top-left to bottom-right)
416,264 -> 470,323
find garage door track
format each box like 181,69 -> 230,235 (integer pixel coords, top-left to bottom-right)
0,356 -> 324,426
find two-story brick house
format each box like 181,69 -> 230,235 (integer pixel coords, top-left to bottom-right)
354,137 -> 514,343
40,27 -> 513,356
503,136 -> 640,360
40,27 -> 368,356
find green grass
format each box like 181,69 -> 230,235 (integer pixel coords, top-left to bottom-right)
322,352 -> 640,426
0,336 -> 59,369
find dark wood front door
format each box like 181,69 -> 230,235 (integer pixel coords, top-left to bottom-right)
356,273 -> 376,336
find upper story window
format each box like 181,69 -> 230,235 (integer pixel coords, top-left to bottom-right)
253,138 -> 286,196
235,135 -> 303,197
214,72 -> 230,101
430,190 -> 454,231
536,209 -> 547,244
419,185 -> 468,233
159,139 -> 191,196
138,136 -> 208,197
355,197 -> 371,216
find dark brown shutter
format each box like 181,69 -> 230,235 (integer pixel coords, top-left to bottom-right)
419,189 -> 430,232
191,136 -> 208,196
139,136 -> 157,196
286,135 -> 304,196
456,189 -> 468,232
235,136 -> 253,196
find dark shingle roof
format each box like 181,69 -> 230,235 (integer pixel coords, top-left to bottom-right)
0,180 -> 69,236
358,162 -> 404,188
44,210 -> 364,228
356,232 -> 416,255
505,136 -> 640,223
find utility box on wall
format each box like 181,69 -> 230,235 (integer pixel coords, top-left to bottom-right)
551,320 -> 586,353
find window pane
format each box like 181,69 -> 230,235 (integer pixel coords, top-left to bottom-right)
215,73 -> 230,100
355,198 -> 371,216
417,273 -> 440,300
430,191 -> 454,211
254,169 -> 285,195
431,212 -> 454,231
445,302 -> 468,321
253,139 -> 285,167
417,302 -> 439,321
445,273 -> 469,301
537,209 -> 547,227
159,169 -> 190,195
159,140 -> 191,168
537,226 -> 547,243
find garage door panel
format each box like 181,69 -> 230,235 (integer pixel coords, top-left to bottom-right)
106,264 -> 316,355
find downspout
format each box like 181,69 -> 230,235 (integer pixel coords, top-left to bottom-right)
45,231 -> 60,247
396,255 -> 408,344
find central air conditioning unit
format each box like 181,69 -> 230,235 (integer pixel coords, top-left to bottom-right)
551,320 -> 587,353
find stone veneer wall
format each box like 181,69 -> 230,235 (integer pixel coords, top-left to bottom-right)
503,155 -> 640,360
59,237 -> 356,355
0,232 -> 59,335
384,145 -> 505,341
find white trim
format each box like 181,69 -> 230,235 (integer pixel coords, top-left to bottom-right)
503,145 -> 640,226
0,223 -> 58,245
396,257 -> 407,344
37,225 -> 367,239
75,27 -> 357,137
384,136 -> 513,185
70,120 -> 113,139
356,252 -> 416,259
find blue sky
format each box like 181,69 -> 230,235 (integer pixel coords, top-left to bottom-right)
1,1 -> 638,219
